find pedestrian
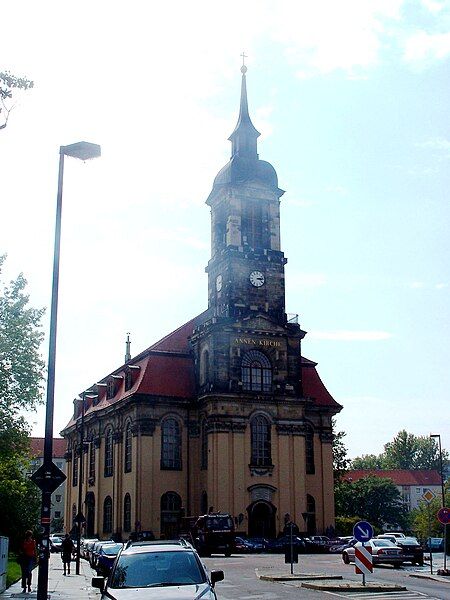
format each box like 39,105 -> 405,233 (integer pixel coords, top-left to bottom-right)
19,530 -> 37,594
61,533 -> 75,575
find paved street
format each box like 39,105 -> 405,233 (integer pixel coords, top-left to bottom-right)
204,552 -> 450,600
2,551 -> 449,599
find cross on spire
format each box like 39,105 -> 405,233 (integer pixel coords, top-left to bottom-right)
240,52 -> 248,74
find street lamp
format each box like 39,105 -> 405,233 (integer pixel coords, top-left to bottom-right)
430,433 -> 447,571
37,142 -> 101,600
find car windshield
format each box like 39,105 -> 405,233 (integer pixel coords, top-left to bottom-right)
206,516 -> 233,530
51,537 -> 62,543
102,544 -> 123,555
372,540 -> 395,547
110,550 -> 206,588
401,538 -> 419,545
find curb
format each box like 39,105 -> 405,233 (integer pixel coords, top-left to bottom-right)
301,582 -> 407,592
259,574 -> 342,581
409,573 -> 450,584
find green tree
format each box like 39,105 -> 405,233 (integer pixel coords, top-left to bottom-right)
351,430 -> 448,471
0,255 -> 45,543
410,482 -> 450,541
335,475 -> 407,530
332,419 -> 351,482
0,71 -> 34,130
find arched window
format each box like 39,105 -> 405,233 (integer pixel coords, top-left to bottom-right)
242,351 -> 272,392
200,419 -> 208,470
104,428 -> 113,477
161,418 -> 181,470
124,423 -> 132,473
160,492 -> 181,539
306,494 -> 316,535
123,493 -> 132,532
103,496 -> 113,533
305,424 -> 315,474
200,349 -> 210,386
251,415 -> 272,466
89,441 -> 95,480
200,491 -> 208,515
72,446 -> 79,486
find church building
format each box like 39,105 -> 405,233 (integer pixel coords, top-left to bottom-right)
62,65 -> 342,541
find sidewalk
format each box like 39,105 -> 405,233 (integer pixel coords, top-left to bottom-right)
1,554 -> 100,599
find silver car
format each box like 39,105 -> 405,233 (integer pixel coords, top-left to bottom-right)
92,540 -> 224,599
342,538 -> 404,567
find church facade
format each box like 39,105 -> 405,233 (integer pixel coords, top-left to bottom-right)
62,66 -> 342,541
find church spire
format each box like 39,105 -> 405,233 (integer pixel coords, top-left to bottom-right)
228,59 -> 260,159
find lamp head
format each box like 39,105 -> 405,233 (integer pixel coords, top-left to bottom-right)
61,141 -> 101,161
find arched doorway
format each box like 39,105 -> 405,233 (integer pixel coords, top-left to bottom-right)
247,501 -> 276,538
306,494 -> 316,535
85,492 -> 95,537
160,492 -> 182,539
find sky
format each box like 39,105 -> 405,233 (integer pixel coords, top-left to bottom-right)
1,0 -> 449,460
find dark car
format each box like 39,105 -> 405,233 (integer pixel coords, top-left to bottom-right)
267,535 -> 306,553
395,537 -> 424,566
96,542 -> 124,576
246,537 -> 268,552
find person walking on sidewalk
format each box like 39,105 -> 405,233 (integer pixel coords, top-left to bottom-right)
19,530 -> 38,593
61,534 -> 75,575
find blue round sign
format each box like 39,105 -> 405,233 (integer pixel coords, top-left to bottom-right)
353,520 -> 374,542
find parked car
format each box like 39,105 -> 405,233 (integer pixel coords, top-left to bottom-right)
81,538 -> 98,559
385,532 -> 406,539
246,537 -> 268,552
90,541 -> 116,569
395,537 -> 424,566
424,537 -> 444,552
92,539 -> 224,599
329,537 -> 357,553
49,535 -> 63,553
342,539 -> 405,567
267,535 -> 306,553
234,536 -> 267,553
96,542 -> 124,576
83,538 -> 99,562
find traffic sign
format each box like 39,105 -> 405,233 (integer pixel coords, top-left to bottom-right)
30,461 -> 66,494
422,489 -> 436,503
353,520 -> 374,543
355,544 -> 373,575
437,507 -> 450,525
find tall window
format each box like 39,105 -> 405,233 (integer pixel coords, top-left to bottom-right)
251,415 -> 271,466
123,493 -> 132,532
200,349 -> 210,386
242,351 -> 272,392
72,503 -> 77,526
242,201 -> 263,248
104,429 -> 113,477
305,424 -> 315,474
72,447 -> 78,486
160,492 -> 181,539
161,418 -> 181,470
103,496 -> 113,533
89,441 -> 95,479
125,369 -> 133,391
124,423 -> 132,473
200,419 -> 208,470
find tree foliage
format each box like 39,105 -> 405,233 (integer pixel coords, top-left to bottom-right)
410,482 -> 450,541
0,255 -> 45,542
0,71 -> 34,130
332,419 -> 351,482
351,430 -> 449,471
335,475 -> 407,530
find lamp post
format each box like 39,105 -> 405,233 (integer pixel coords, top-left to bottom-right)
37,142 -> 101,600
430,433 -> 447,571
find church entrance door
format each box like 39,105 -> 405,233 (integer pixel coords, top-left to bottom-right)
247,501 -> 276,539
85,492 -> 95,537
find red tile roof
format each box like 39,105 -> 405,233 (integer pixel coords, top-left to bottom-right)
345,469 -> 442,486
29,437 -> 67,458
62,316 -> 340,432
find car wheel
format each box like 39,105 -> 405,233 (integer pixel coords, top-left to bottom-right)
224,549 -> 232,557
343,553 -> 350,564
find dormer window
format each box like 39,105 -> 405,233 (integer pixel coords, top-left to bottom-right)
107,379 -> 115,400
125,370 -> 133,391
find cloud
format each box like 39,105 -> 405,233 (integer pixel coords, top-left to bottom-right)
435,283 -> 448,289
415,138 -> 450,159
410,281 -> 425,288
409,281 -> 449,290
403,31 -> 450,63
309,330 -> 393,341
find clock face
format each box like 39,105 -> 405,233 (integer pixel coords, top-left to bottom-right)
249,270 -> 265,287
216,274 -> 223,292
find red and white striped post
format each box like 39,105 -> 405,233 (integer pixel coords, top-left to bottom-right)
355,544 -> 373,586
